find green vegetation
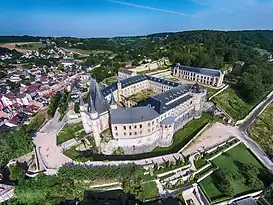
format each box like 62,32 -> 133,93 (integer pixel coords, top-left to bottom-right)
153,113 -> 213,152
194,157 -> 208,169
249,103 -> 273,157
204,86 -> 218,98
129,89 -> 157,103
57,122 -> 84,145
9,163 -> 26,183
102,76 -> 117,85
199,144 -> 271,204
15,42 -> 46,50
47,91 -> 70,120
142,181 -> 159,200
166,77 -> 181,82
154,160 -> 184,174
212,88 -> 254,120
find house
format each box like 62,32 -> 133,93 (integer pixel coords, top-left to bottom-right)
16,93 -> 31,105
118,68 -> 137,80
0,92 -> 16,107
25,84 -> 41,98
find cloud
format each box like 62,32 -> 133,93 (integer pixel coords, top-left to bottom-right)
107,0 -> 193,17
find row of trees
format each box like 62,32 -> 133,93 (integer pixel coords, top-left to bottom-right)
7,165 -> 147,204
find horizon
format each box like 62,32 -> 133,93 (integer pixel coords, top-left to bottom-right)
1,0 -> 273,37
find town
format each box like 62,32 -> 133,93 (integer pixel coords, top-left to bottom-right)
0,30 -> 273,205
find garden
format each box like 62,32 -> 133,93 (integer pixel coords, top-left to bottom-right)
199,144 -> 271,204
128,89 -> 157,103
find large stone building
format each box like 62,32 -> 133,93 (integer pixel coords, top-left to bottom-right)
80,74 -> 207,155
171,63 -> 224,87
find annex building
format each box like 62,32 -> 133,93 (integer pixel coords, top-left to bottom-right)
171,63 -> 224,87
80,74 -> 207,155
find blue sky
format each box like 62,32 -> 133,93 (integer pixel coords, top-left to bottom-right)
1,0 -> 273,37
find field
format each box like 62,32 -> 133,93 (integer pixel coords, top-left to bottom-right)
57,122 -> 84,145
212,88 -> 253,120
128,89 -> 157,103
249,103 -> 273,157
142,181 -> 159,200
199,144 -> 265,204
153,113 -> 213,152
69,48 -> 113,55
1,42 -> 45,53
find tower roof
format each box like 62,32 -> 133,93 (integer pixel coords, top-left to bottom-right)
110,92 -> 117,106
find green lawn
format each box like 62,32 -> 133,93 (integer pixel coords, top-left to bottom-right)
166,77 -> 181,82
142,181 -> 159,200
128,89 -> 157,103
249,103 -> 273,158
153,113 -> 213,152
199,144 -> 266,204
194,157 -> 208,169
57,122 -> 84,145
204,87 -> 218,98
103,76 -> 117,85
212,88 -> 253,120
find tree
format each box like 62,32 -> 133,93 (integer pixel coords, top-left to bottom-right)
211,169 -> 234,196
9,163 -> 26,183
74,102 -> 80,113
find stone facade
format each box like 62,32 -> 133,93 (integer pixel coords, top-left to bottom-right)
171,63 -> 224,87
80,75 -> 206,155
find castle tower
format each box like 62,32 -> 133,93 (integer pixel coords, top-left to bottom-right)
110,92 -> 118,109
79,93 -> 93,133
190,83 -> 206,119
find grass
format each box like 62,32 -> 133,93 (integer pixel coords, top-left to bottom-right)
194,158 -> 208,170
63,144 -> 90,162
199,144 -> 265,204
166,77 -> 181,82
16,43 -> 46,50
103,76 -> 117,85
57,122 -> 84,145
212,88 -> 253,120
153,113 -> 213,152
137,66 -> 169,75
143,174 -> 156,182
128,89 -> 157,103
204,86 -> 218,98
249,103 -> 273,158
142,181 -> 159,200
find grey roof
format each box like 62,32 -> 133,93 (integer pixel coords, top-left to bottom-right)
110,92 -> 117,106
173,63 -> 222,77
110,107 -> 159,124
233,197 -> 257,205
137,84 -> 192,114
101,75 -> 180,97
161,116 -> 175,125
88,79 -> 110,114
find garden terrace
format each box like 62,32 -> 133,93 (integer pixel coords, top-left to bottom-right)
199,144 -> 270,204
57,122 -> 85,145
128,89 -> 158,103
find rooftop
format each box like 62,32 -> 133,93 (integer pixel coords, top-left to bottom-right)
173,63 -> 222,77
110,107 -> 159,124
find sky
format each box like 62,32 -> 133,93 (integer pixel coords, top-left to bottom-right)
0,0 -> 273,37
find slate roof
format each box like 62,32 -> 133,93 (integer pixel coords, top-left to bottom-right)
110,107 -> 159,124
173,63 -> 222,77
137,84 -> 192,114
88,79 -> 110,114
101,75 -> 180,97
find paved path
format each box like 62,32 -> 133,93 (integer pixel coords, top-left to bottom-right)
239,93 -> 273,132
237,92 -> 273,171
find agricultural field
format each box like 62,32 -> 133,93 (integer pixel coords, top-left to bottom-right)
0,42 -> 45,53
249,103 -> 273,157
199,144 -> 268,204
128,89 -> 157,103
212,88 -> 253,120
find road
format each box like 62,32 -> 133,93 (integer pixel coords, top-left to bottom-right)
237,92 -> 273,171
239,93 -> 273,132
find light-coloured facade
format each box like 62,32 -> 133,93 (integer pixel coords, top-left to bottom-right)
118,68 -> 137,80
172,63 -> 224,87
80,75 -> 206,155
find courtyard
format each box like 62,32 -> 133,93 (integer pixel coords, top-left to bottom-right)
128,89 -> 157,103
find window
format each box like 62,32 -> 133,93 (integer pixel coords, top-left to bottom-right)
148,129 -> 150,133
152,121 -> 154,125
129,126 -> 132,129
140,124 -> 142,128
134,125 -> 137,129
140,131 -> 142,134
134,132 -> 137,135
123,126 -> 126,130
129,132 -> 132,136
115,133 -> 118,136
114,126 -> 117,130
148,122 -> 150,127
124,132 -> 126,136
